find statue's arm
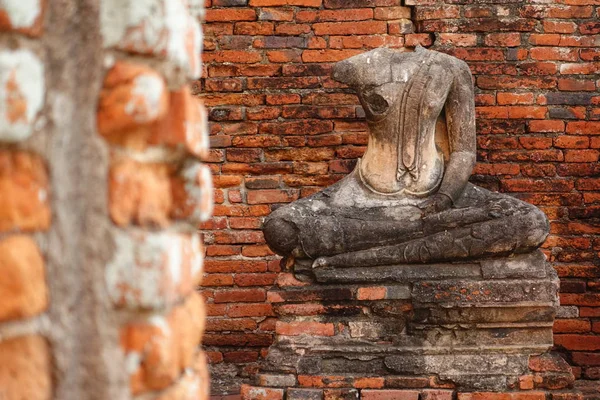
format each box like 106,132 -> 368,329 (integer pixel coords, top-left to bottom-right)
438,60 -> 477,204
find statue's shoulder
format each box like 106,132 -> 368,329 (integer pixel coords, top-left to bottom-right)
422,47 -> 470,73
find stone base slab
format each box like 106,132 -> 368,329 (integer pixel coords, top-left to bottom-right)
251,251 -> 577,396
241,385 -> 584,400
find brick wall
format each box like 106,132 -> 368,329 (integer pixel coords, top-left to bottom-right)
0,1 -> 211,399
199,0 -> 600,395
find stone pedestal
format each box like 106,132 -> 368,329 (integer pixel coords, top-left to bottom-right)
242,250 -> 580,399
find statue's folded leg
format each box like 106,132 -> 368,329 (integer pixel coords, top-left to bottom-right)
313,205 -> 549,268
264,208 -> 425,259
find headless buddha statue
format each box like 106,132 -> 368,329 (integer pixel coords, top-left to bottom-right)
263,46 -> 549,268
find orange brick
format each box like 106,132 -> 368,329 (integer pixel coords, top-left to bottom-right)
0,335 -> 51,400
97,62 -> 169,141
150,87 -> 209,158
276,321 -> 335,336
0,151 -> 50,232
122,293 -> 206,395
357,287 -> 387,300
0,235 -> 48,322
353,377 -> 385,389
108,159 -> 172,227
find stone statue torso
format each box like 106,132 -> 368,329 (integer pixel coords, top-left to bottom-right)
357,47 -> 452,197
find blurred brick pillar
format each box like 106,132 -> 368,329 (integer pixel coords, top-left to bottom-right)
0,1 -> 211,399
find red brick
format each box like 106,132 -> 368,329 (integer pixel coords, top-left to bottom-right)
276,321 -> 335,336
227,304 -> 273,318
485,33 -> 521,47
206,9 -> 256,22
213,288 -> 266,303
374,7 -> 411,20
554,335 -> 600,351
554,319 -> 592,333
313,21 -> 387,35
361,390 -> 419,400
497,93 -> 534,105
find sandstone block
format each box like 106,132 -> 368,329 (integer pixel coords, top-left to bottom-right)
0,49 -> 44,142
106,230 -> 204,309
0,151 -> 50,232
0,235 -> 48,321
0,335 -> 51,400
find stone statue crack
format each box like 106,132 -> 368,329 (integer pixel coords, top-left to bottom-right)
263,46 -> 549,268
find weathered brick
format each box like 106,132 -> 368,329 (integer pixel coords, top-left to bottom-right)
0,235 -> 48,322
0,336 -> 51,400
0,151 -> 50,232
102,0 -> 202,77
276,321 -> 335,336
241,384 -> 284,400
361,390 -> 419,400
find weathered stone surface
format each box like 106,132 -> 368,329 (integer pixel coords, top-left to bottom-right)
480,250 -> 548,279
0,49 -> 44,142
315,262 -> 481,283
413,306 -> 555,325
385,354 -> 528,379
287,388 -> 324,400
412,279 -> 558,306
257,374 -> 297,388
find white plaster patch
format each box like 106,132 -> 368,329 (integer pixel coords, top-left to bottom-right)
182,161 -> 214,223
125,351 -> 142,375
105,229 -> 192,309
0,0 -> 42,28
100,0 -> 203,78
0,49 -> 44,142
125,73 -> 165,122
